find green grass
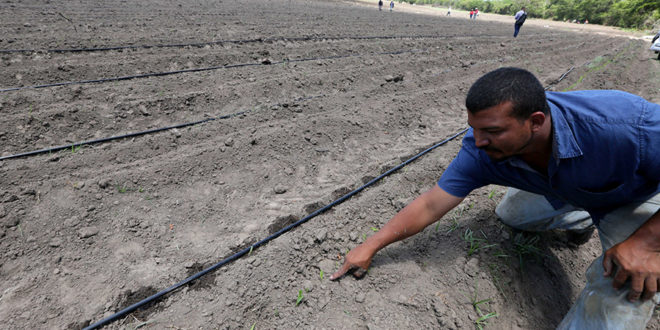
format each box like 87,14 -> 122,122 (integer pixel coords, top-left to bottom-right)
463,280 -> 498,329
512,232 -> 542,273
462,228 -> 496,256
563,42 -> 634,91
296,289 -> 304,306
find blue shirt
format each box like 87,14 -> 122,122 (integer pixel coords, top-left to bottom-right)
438,90 -> 660,225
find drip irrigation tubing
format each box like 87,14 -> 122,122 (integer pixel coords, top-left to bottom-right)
82,127 -> 468,330
0,33 -> 538,54
0,48 -> 424,93
0,94 -> 323,161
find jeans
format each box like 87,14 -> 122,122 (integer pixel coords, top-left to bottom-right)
514,23 -> 522,37
496,188 -> 660,329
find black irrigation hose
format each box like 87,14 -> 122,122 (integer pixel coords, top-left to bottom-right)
0,33 -> 525,54
82,127 -> 468,330
0,49 -> 424,93
0,94 -> 323,161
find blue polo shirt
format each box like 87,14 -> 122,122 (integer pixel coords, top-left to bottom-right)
438,90 -> 660,225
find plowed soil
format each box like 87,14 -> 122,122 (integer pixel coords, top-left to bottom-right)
1,0 -> 659,329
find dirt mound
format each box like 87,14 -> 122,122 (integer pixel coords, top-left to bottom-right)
1,0 -> 659,329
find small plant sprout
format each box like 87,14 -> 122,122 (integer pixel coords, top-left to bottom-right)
462,228 -> 496,256
362,233 -> 367,241
319,270 -> 324,280
138,187 -> 144,193
250,322 -> 256,330
464,280 -> 498,330
370,227 -> 378,232
488,189 -> 496,199
296,289 -> 304,306
71,145 -> 81,154
513,232 -> 542,272
248,245 -> 254,256
476,312 -> 498,330
446,217 -> 459,234
117,184 -> 127,193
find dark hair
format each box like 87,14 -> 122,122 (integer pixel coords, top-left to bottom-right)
466,67 -> 548,119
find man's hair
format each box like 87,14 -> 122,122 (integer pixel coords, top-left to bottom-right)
465,67 -> 548,119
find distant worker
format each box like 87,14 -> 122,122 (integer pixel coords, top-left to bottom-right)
390,0 -> 394,12
447,7 -> 451,16
378,0 -> 383,11
469,9 -> 474,19
513,7 -> 527,38
473,8 -> 478,19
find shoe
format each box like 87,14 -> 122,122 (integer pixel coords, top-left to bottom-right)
566,225 -> 595,246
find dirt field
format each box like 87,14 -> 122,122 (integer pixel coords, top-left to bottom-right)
1,0 -> 659,329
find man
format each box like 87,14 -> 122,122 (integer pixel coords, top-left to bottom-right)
389,0 -> 394,12
331,67 -> 660,328
514,7 -> 527,37
378,0 -> 383,11
472,8 -> 478,20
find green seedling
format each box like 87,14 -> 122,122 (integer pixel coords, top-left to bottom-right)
319,270 -> 324,280
512,232 -> 542,273
370,227 -> 378,232
475,312 -> 498,330
248,245 -> 254,256
446,217 -> 459,234
463,280 -> 498,329
488,189 -> 496,199
250,322 -> 256,330
117,184 -> 127,193
138,187 -> 144,193
71,145 -> 81,153
462,228 -> 496,256
274,309 -> 279,317
296,289 -> 304,306
362,233 -> 367,241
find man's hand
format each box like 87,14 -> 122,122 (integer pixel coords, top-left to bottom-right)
330,243 -> 375,280
603,228 -> 660,301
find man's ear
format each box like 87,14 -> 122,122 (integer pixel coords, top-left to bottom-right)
528,112 -> 546,131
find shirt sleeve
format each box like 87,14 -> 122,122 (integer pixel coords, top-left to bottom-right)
437,145 -> 487,198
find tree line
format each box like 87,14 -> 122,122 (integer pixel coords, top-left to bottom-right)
401,0 -> 660,29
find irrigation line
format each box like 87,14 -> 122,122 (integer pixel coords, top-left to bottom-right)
82,127 -> 468,330
0,33 -> 524,54
544,66 -> 574,90
0,49 -> 424,93
0,94 -> 323,161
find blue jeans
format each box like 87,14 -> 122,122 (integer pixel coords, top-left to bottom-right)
496,188 -> 660,329
514,23 -> 522,37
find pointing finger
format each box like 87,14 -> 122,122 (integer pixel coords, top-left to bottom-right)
330,262 -> 352,281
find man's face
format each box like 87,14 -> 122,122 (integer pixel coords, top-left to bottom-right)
467,101 -> 534,162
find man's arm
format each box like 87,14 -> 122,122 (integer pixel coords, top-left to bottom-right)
603,209 -> 660,301
330,185 -> 464,280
